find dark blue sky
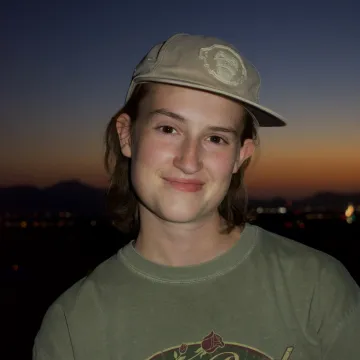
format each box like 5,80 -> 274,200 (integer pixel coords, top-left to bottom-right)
1,0 -> 360,197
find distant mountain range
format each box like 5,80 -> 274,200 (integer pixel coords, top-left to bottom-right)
0,180 -> 359,215
0,180 -> 106,215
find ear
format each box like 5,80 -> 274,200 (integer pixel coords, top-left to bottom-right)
232,139 -> 255,173
116,113 -> 132,158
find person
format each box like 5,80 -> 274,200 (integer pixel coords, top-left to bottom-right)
33,33 -> 360,360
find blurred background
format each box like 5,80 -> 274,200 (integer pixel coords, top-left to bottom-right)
1,0 -> 360,359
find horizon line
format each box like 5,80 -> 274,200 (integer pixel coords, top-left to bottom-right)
1,179 -> 360,202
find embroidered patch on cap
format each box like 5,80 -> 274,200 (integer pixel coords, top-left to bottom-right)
199,44 -> 247,86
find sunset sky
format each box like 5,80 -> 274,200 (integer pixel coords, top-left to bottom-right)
1,0 -> 359,199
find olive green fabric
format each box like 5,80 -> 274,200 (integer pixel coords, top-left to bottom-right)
33,224 -> 360,359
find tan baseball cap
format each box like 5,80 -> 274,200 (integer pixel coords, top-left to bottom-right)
125,33 -> 286,127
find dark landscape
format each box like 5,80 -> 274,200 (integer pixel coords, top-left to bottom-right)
1,181 -> 359,359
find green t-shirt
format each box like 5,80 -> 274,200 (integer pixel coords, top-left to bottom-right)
33,224 -> 360,359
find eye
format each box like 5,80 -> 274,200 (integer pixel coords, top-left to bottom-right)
208,135 -> 228,144
158,126 -> 177,134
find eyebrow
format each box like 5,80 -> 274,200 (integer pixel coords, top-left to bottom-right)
149,108 -> 239,136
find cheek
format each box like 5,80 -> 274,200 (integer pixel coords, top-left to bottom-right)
205,151 -> 236,178
132,136 -> 173,169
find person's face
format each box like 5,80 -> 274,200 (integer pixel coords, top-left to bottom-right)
117,84 -> 254,224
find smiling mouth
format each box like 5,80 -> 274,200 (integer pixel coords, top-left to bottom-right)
163,177 -> 204,192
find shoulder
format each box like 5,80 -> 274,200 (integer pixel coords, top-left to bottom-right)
251,224 -> 360,336
252,223 -> 355,284
41,250 -> 127,325
34,254 -> 124,358
35,253 -> 125,337
252,224 -> 359,293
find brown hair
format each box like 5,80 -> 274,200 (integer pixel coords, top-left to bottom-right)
104,84 -> 259,237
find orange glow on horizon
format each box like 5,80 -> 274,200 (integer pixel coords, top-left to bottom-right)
1,139 -> 360,199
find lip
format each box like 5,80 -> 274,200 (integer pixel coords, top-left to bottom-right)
163,177 -> 204,185
163,177 -> 204,192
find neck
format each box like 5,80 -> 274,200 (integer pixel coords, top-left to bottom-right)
134,208 -> 242,267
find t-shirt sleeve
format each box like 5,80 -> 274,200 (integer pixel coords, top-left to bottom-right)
315,257 -> 360,359
323,302 -> 360,359
33,303 -> 75,360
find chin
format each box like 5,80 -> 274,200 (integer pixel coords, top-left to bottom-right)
157,205 -> 203,224
148,197 -> 213,224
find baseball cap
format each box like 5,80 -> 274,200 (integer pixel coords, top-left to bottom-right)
125,33 -> 286,127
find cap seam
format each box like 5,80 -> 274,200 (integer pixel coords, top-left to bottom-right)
151,33 -> 185,74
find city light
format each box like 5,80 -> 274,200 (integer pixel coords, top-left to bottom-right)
345,204 -> 354,218
345,203 -> 356,224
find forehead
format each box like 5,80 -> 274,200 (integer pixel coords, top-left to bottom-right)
139,83 -> 246,125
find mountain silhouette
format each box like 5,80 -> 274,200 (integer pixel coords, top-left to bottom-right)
0,180 -> 358,215
0,180 -> 106,215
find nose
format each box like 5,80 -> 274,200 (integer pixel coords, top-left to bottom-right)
173,138 -> 203,174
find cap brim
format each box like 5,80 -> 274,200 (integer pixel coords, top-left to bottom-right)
126,78 -> 287,127
242,103 -> 287,127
